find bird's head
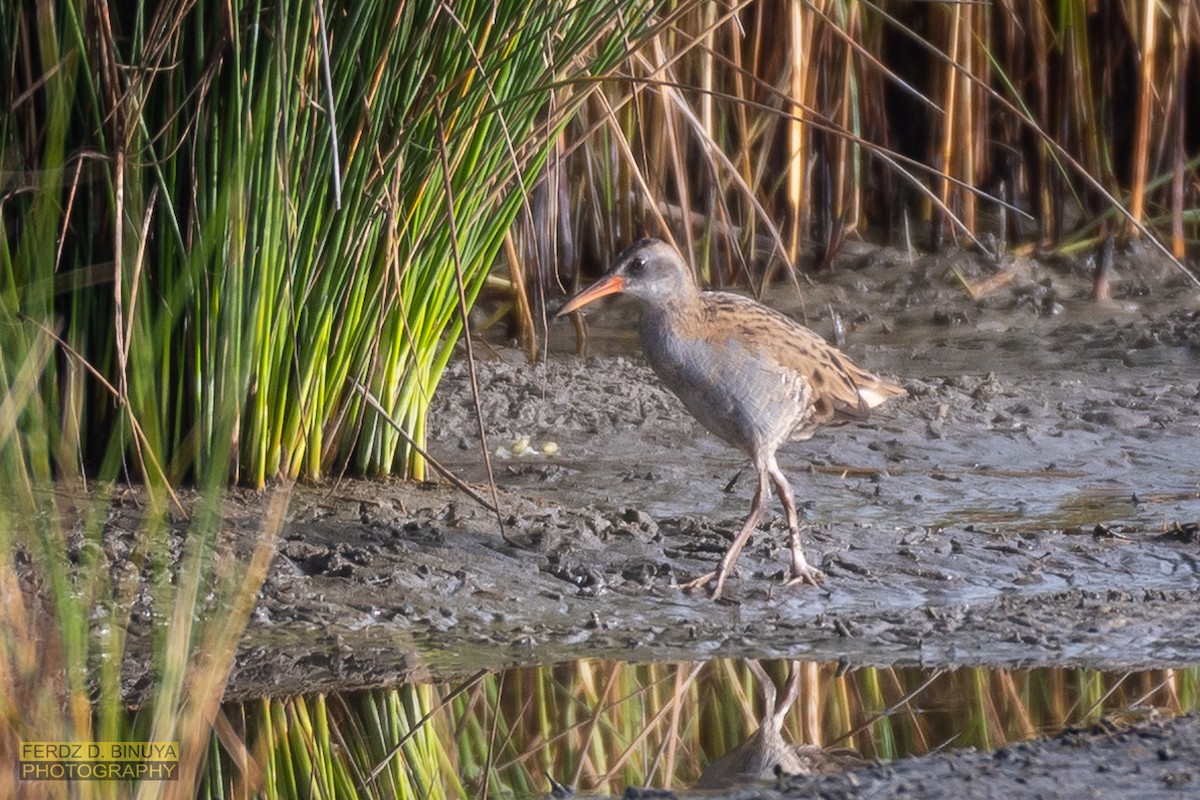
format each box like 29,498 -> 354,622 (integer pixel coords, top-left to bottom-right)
556,238 -> 696,316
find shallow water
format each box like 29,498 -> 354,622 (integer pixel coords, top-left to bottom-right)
209,658 -> 1200,798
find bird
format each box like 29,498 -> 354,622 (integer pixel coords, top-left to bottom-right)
556,238 -> 904,598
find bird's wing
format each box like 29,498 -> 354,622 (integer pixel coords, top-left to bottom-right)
698,293 -> 901,427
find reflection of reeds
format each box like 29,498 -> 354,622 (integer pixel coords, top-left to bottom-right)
203,660 -> 1200,796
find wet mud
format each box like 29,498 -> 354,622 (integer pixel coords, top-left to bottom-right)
63,243 -> 1200,794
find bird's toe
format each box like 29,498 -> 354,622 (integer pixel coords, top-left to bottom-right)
786,565 -> 826,588
679,569 -> 735,599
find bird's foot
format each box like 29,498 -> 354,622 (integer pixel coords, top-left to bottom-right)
785,552 -> 826,587
785,566 -> 826,588
679,569 -> 731,599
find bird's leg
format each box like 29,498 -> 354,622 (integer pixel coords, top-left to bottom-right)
766,456 -> 826,587
681,468 -> 769,599
772,661 -> 802,732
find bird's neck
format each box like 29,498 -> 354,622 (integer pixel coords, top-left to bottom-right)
646,283 -> 703,322
638,289 -> 705,343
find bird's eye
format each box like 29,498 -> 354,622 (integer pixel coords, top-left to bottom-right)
629,257 -> 647,275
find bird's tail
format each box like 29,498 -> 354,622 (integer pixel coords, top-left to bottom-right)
853,372 -> 906,410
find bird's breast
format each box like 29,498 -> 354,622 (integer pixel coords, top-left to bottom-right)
639,311 -> 814,455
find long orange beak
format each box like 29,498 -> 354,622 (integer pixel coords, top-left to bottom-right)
555,274 -> 626,317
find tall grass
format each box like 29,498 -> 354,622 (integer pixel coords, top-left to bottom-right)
2,0 -> 659,487
5,1 -> 1197,484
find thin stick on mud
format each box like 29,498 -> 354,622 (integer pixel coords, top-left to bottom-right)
351,380 -> 505,524
435,102 -> 511,547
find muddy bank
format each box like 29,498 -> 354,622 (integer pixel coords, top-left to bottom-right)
222,243 -> 1200,698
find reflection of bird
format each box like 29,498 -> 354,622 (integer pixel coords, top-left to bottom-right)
557,238 -> 904,598
696,661 -> 870,790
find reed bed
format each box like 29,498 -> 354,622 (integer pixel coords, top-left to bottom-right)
530,0 -> 1200,277
1,0 -> 657,487
4,0 -> 1198,485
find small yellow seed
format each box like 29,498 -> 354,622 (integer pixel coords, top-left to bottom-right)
541,441 -> 559,456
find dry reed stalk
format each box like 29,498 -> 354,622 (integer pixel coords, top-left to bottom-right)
827,667 -> 857,752
798,659 -> 822,748
1127,0 -> 1160,231
995,670 -> 1038,741
788,2 -> 812,260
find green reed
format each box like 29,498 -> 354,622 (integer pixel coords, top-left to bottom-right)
1,0 -> 660,487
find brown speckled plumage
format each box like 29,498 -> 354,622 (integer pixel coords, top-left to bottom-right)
558,238 -> 904,598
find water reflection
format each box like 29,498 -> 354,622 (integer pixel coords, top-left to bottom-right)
209,660 -> 1198,797
694,660 -> 869,789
